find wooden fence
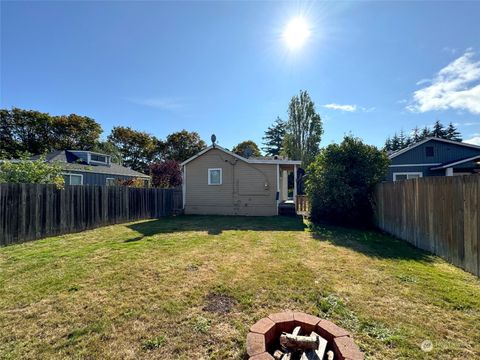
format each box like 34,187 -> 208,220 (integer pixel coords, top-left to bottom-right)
374,175 -> 479,276
0,184 -> 183,246
295,195 -> 309,215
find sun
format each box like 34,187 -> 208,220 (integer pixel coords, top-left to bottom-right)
283,17 -> 311,50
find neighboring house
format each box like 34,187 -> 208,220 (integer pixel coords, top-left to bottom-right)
387,137 -> 480,181
31,150 -> 150,186
181,145 -> 301,216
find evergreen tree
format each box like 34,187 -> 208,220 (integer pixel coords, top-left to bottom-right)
420,126 -> 431,140
384,137 -> 392,152
391,133 -> 401,151
398,130 -> 408,149
411,126 -> 421,143
262,117 -> 286,156
445,122 -> 462,141
431,120 -> 447,138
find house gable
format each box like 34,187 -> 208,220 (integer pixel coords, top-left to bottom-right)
390,138 -> 480,165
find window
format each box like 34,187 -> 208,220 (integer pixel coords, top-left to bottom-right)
106,178 -> 115,186
91,154 -> 106,162
393,172 -> 422,181
63,173 -> 83,185
425,146 -> 434,157
208,168 -> 222,185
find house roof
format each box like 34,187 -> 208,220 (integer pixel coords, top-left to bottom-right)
31,150 -> 150,178
388,137 -> 480,159
430,155 -> 480,170
180,145 -> 302,166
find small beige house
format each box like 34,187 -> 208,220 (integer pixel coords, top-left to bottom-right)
181,145 -> 301,216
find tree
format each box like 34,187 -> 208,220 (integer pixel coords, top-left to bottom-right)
50,114 -> 102,150
149,160 -> 182,188
445,122 -> 462,141
107,126 -> 160,172
282,90 -> 323,166
262,117 -> 286,156
384,137 -> 393,152
306,136 -> 389,226
0,108 -> 102,158
92,141 -> 123,164
431,120 -> 447,138
411,126 -> 421,143
162,130 -> 206,162
0,155 -> 64,189
391,133 -> 401,151
420,126 -> 432,140
398,130 -> 408,148
232,140 -> 261,158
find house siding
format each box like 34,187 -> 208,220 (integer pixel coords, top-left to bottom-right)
62,170 -> 141,186
391,140 -> 480,165
184,148 -> 277,216
386,139 -> 480,181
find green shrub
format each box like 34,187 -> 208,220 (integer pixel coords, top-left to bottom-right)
306,135 -> 389,226
0,155 -> 64,189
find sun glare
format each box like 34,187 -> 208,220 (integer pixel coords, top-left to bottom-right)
283,17 -> 311,50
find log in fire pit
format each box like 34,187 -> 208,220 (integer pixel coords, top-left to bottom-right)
246,312 -> 364,360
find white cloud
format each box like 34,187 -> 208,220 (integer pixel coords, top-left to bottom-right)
463,121 -> 480,126
416,78 -> 431,86
323,103 -> 357,112
464,136 -> 480,145
127,97 -> 186,110
408,50 -> 480,114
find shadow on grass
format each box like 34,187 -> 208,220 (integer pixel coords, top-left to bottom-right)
127,215 -> 307,237
310,223 -> 433,262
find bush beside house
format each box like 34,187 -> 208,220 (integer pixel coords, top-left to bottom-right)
306,136 -> 389,227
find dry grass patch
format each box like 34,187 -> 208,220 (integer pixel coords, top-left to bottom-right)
1,215 -> 479,359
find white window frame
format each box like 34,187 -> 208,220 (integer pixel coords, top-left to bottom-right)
106,177 -> 115,186
208,168 -> 222,185
62,173 -> 84,185
393,172 -> 423,182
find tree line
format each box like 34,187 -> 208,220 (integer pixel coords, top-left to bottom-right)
384,120 -> 462,152
0,108 -> 207,172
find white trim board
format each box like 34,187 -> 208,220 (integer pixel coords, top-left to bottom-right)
389,163 -> 441,167
393,172 -> 423,181
62,172 -> 84,185
208,168 -> 222,185
388,137 -> 480,159
431,155 -> 480,170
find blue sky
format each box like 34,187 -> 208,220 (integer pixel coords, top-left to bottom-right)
1,1 -> 480,150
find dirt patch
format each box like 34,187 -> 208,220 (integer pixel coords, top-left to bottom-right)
186,264 -> 199,272
202,293 -> 236,314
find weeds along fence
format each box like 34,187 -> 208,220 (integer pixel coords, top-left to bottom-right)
0,184 -> 183,246
374,175 -> 479,276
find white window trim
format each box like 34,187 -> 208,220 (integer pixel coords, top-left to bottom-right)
393,172 -> 423,182
62,172 -> 84,185
208,168 -> 222,185
106,177 -> 115,186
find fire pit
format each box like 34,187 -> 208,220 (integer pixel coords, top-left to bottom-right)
246,312 -> 364,360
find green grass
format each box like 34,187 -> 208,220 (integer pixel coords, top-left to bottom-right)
0,215 -> 479,359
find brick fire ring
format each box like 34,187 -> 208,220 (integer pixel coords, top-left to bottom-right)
246,312 -> 364,360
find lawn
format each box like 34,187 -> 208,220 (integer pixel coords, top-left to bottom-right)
1,216 -> 479,359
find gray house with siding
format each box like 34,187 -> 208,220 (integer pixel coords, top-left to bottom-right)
31,150 -> 150,186
387,137 -> 480,181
